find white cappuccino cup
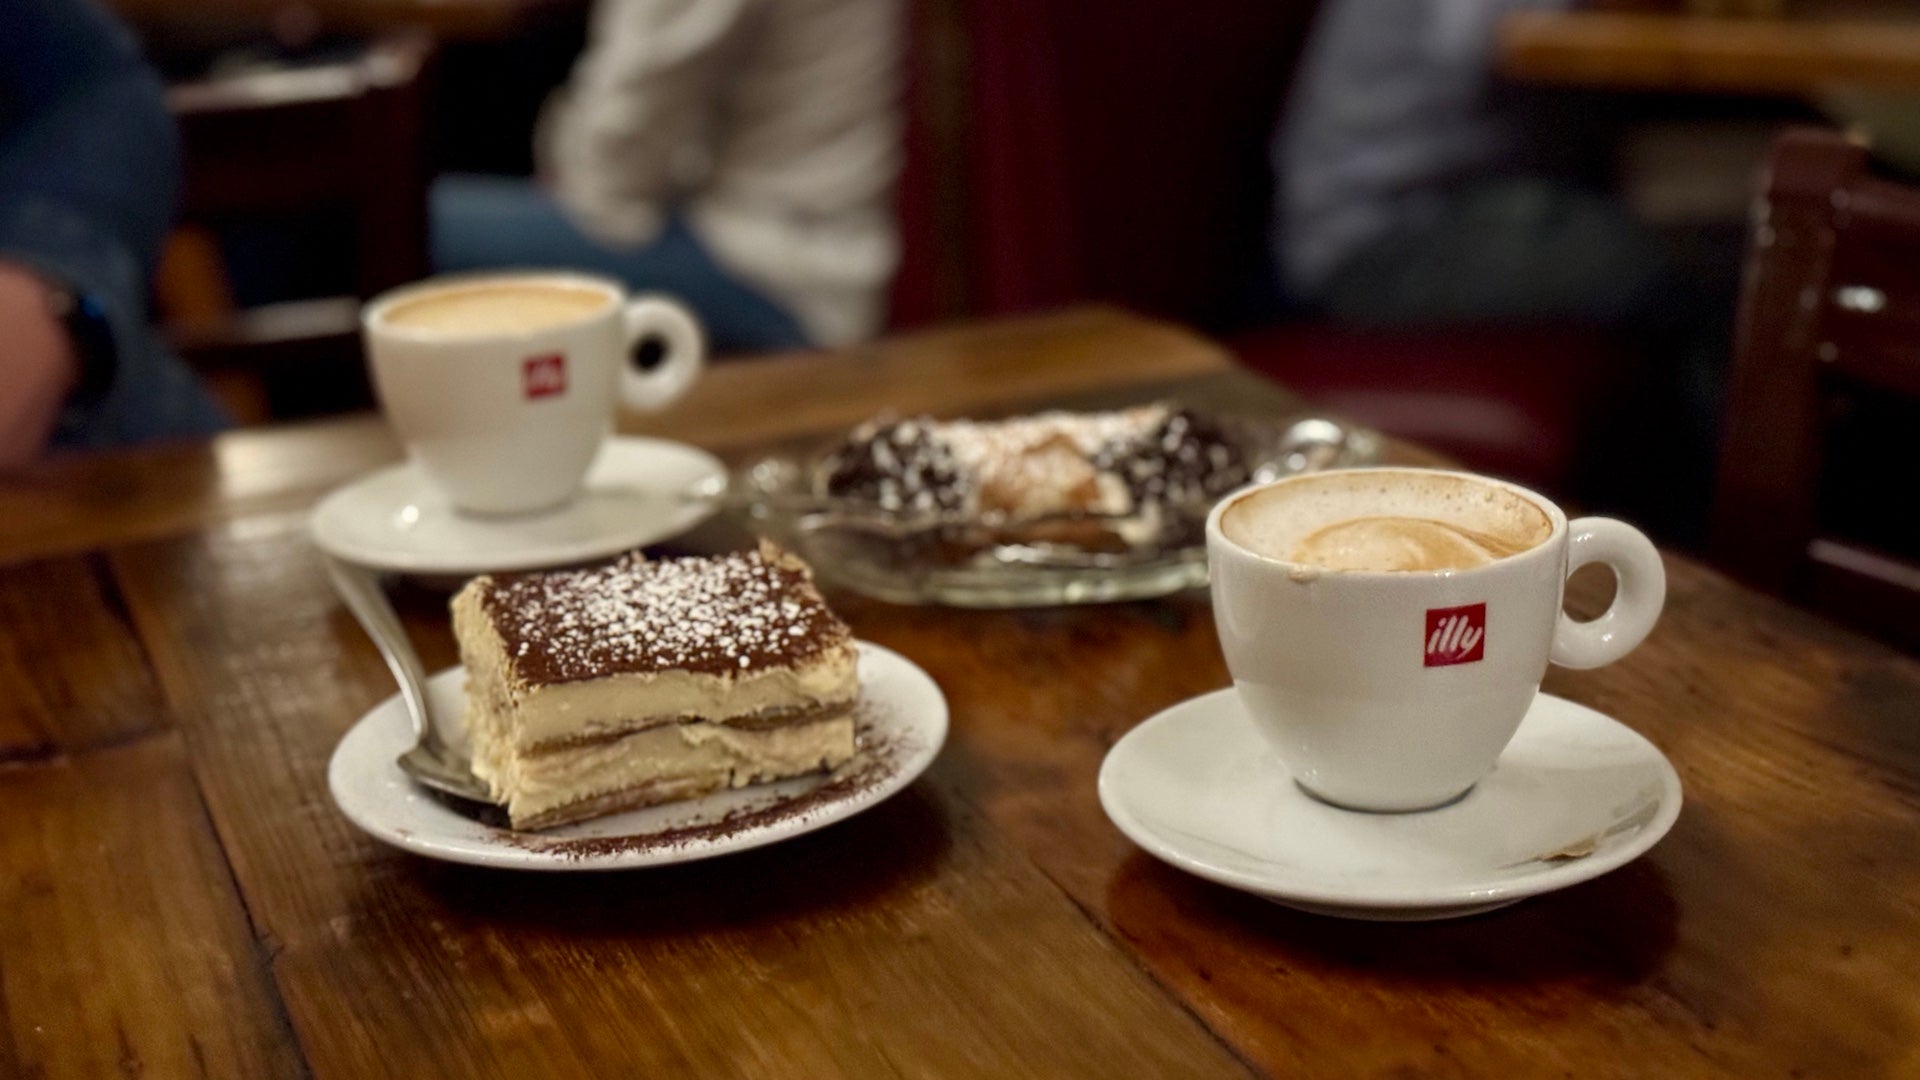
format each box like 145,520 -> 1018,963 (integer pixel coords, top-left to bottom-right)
363,272 -> 706,515
1206,467 -> 1666,812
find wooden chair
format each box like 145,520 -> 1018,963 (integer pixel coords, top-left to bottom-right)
1711,126 -> 1920,652
158,33 -> 436,422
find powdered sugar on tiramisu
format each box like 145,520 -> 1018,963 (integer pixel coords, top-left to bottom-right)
479,546 -> 852,685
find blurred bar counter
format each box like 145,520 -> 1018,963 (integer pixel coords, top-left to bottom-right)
1499,1 -> 1920,96
108,0 -> 586,42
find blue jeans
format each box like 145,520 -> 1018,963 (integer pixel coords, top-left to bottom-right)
430,174 -> 811,354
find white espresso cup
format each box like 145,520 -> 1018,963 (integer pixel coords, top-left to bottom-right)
1206,467 -> 1666,812
362,272 -> 706,515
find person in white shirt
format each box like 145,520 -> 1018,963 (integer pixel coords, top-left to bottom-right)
433,0 -> 903,352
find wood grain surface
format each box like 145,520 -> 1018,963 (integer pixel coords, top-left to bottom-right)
0,558 -> 167,760
0,732 -> 304,1078
110,512 -> 1253,1079
825,559 -> 1920,1078
2,308 -> 1916,1077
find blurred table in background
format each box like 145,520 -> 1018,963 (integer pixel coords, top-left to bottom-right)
1499,3 -> 1920,96
109,0 -> 584,41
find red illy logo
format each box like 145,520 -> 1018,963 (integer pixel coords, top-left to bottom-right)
523,354 -> 567,399
1425,603 -> 1486,667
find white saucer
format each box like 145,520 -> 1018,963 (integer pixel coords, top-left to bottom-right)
309,436 -> 726,574
1098,689 -> 1680,921
329,642 -> 947,870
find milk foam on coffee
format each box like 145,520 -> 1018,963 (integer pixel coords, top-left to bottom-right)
382,282 -> 611,337
1220,470 -> 1553,572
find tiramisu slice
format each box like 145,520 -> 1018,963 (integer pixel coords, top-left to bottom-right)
451,542 -> 858,830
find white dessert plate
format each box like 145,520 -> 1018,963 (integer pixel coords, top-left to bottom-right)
329,642 -> 948,870
309,436 -> 725,575
1098,689 -> 1681,921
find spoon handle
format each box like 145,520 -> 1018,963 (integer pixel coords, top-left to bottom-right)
325,555 -> 453,758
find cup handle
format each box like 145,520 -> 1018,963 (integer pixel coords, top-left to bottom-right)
1550,517 -> 1667,670
619,295 -> 706,412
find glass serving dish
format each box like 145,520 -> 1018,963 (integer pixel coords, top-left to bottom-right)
729,413 -> 1383,607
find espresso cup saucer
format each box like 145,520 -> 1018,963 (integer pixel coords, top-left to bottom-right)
310,436 -> 726,575
1098,689 -> 1681,921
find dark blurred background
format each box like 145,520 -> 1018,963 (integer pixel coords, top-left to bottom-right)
64,0 -> 1920,648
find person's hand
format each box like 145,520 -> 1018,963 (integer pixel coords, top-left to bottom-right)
0,261 -> 79,468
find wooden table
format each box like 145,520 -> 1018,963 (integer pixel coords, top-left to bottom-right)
3,308 -> 1917,1077
1498,7 -> 1920,96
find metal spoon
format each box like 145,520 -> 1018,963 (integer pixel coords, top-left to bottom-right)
1259,416 -> 1354,482
325,555 -> 495,805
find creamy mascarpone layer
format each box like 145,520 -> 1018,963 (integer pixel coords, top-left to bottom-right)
476,713 -> 855,826
507,660 -> 855,747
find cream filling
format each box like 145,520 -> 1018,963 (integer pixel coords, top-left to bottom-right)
501,658 -> 855,748
477,714 -> 856,822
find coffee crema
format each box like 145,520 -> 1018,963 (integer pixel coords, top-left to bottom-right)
382,282 -> 612,337
1220,470 -> 1553,573
1289,516 -> 1537,572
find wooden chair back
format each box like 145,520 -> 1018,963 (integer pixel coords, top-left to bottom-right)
159,34 -> 435,421
1712,126 -> 1920,651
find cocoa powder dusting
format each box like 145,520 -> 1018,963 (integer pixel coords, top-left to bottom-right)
478,545 -> 853,686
